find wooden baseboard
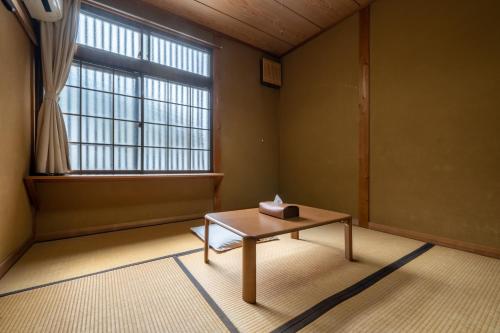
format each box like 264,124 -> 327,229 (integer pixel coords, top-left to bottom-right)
369,222 -> 500,259
0,236 -> 34,279
35,214 -> 204,242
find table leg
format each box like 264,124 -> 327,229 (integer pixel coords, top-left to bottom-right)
204,218 -> 210,264
291,231 -> 299,239
344,218 -> 353,261
242,238 -> 257,303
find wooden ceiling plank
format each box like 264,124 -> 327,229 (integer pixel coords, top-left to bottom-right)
275,0 -> 360,29
143,0 -> 291,55
194,0 -> 321,46
353,0 -> 374,7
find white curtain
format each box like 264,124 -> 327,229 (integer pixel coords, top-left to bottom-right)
35,0 -> 80,174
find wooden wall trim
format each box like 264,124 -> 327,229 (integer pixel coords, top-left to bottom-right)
10,0 -> 37,45
369,222 -> 500,259
212,34 -> 222,211
35,214 -> 204,242
0,236 -> 34,279
358,7 -> 370,228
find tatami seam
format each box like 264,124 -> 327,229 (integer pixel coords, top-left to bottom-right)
174,256 -> 239,333
271,243 -> 435,333
0,247 -> 203,298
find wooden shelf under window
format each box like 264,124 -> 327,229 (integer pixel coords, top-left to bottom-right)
24,173 -> 224,208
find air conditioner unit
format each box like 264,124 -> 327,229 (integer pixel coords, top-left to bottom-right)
23,0 -> 63,22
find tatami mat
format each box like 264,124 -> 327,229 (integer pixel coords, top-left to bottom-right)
0,220 -> 203,294
300,245 -> 500,333
1,221 -> 498,332
0,257 -> 228,332
179,224 -> 425,332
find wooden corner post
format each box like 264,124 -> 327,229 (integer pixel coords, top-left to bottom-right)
359,7 -> 370,228
212,35 -> 222,211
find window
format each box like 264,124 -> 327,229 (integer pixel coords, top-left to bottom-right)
60,8 -> 212,173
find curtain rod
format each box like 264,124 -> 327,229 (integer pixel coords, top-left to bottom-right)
82,0 -> 221,50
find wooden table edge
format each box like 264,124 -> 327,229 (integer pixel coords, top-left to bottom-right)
204,214 -> 352,239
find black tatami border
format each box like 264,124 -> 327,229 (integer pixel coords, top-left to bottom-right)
0,247 -> 203,298
174,256 -> 239,333
0,241 -> 435,333
271,242 -> 435,333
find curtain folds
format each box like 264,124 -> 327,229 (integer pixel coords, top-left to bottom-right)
35,0 -> 81,174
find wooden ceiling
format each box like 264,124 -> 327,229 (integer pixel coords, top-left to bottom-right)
141,0 -> 374,56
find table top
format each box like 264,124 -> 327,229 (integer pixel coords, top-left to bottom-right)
205,205 -> 351,239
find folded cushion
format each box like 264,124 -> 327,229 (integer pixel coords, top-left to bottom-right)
191,224 -> 278,252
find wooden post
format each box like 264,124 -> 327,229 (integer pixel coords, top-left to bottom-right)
345,218 -> 353,261
291,231 -> 299,239
242,238 -> 257,303
212,35 -> 222,212
204,218 -> 210,263
358,7 -> 370,228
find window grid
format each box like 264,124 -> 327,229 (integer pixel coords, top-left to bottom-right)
78,10 -> 210,77
61,61 -> 211,173
64,9 -> 213,174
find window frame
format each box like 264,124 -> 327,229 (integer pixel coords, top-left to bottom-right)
66,4 -> 214,174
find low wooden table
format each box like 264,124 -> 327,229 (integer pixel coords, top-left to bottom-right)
204,205 -> 353,303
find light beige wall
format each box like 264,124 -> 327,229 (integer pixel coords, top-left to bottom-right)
279,0 -> 500,249
0,8 -> 34,261
35,0 -> 280,235
279,15 -> 359,217
370,0 -> 500,248
218,37 -> 280,210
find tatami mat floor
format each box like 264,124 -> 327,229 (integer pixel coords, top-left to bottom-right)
0,220 -> 498,332
0,220 -> 203,294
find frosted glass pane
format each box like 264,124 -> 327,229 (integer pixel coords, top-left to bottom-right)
191,150 -> 209,171
191,88 -> 209,109
168,127 -> 189,148
63,115 -> 80,142
59,86 -> 80,115
168,83 -> 189,105
114,73 -> 140,97
144,100 -> 168,125
82,65 -> 112,92
69,143 -> 80,170
193,50 -> 199,75
192,108 -> 210,129
114,120 -> 140,145
191,129 -> 210,150
168,149 -> 189,171
81,144 -> 112,170
78,12 -> 141,59
144,77 -> 167,102
202,53 -> 209,77
82,90 -> 112,118
168,104 -> 189,127
115,96 -> 140,121
145,147 -> 167,171
114,146 -> 140,170
67,64 -> 80,86
145,124 -> 167,147
82,117 -> 112,144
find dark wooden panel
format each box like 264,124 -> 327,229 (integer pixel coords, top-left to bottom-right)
358,7 -> 370,228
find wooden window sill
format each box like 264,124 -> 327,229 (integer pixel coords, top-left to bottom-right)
24,173 -> 224,208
